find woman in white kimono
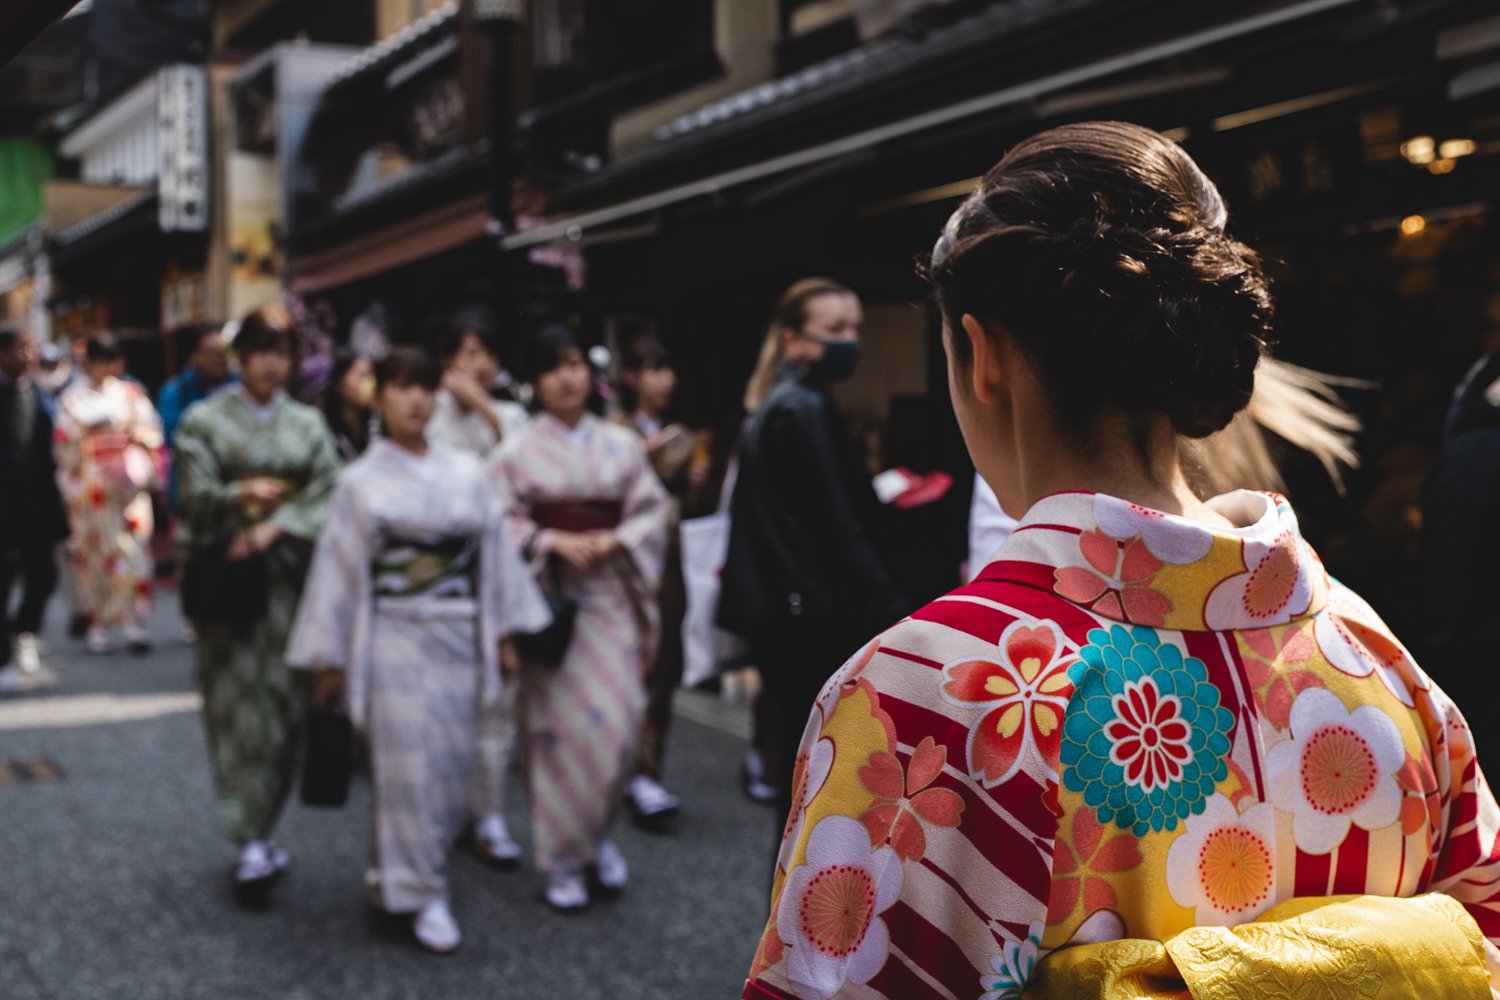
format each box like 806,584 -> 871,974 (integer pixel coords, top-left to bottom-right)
493,324 -> 669,912
286,347 -> 547,953
54,333 -> 163,654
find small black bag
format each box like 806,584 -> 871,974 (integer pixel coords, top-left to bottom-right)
513,559 -> 577,667
180,543 -> 270,631
300,705 -> 354,808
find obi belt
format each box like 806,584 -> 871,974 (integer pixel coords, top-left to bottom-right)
372,533 -> 478,600
531,500 -> 624,533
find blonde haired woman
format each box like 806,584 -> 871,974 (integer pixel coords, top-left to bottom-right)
720,278 -> 910,822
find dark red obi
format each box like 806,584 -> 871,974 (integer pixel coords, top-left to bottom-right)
531,500 -> 624,533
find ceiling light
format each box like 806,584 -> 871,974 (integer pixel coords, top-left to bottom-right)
1400,214 -> 1427,236
1429,157 -> 1458,174
1401,135 -> 1436,163
1439,138 -> 1476,158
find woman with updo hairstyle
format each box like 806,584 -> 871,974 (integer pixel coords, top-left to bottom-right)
745,123 -> 1500,1000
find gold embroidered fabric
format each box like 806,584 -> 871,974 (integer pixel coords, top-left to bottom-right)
1024,894 -> 1492,1000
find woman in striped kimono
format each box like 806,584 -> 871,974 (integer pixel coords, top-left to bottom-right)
286,347 -> 547,952
492,324 -> 669,912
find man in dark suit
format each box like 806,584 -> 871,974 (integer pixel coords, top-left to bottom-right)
0,323 -> 70,688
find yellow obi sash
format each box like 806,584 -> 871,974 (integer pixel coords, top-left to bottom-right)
1025,894 -> 1492,1000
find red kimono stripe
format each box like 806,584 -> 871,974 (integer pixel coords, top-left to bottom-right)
881,694 -> 1062,848
1183,631 -> 1245,723
865,956 -> 944,999
742,979 -> 797,1000
1466,903 -> 1500,940
1332,826 -> 1370,893
1294,848 -> 1333,897
883,899 -> 982,993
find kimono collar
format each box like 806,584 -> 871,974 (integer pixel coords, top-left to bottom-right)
234,385 -> 285,424
978,490 -> 1331,633
539,410 -> 596,442
370,436 -> 440,477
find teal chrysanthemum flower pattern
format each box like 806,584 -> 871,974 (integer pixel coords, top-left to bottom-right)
1060,624 -> 1233,836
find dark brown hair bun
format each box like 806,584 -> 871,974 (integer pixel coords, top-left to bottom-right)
927,121 -> 1274,439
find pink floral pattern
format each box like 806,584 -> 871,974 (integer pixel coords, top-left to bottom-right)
1313,589 -> 1430,709
1054,530 -> 1173,625
857,737 -> 964,862
940,620 -> 1076,786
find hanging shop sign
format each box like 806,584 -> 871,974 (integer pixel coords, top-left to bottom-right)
158,64 -> 208,233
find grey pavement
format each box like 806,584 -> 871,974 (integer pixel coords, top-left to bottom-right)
0,592 -> 776,999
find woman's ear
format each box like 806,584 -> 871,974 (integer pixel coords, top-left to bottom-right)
961,314 -> 1005,404
778,326 -> 799,357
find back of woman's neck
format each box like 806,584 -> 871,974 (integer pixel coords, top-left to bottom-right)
1016,417 -> 1231,527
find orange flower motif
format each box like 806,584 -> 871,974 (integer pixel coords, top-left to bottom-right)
1046,806 -> 1142,925
1395,749 -> 1439,836
857,737 -> 965,862
1054,530 -> 1172,626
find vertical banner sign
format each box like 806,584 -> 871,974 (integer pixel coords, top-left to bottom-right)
158,65 -> 208,233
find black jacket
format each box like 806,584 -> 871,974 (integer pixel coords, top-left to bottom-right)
0,379 -> 69,544
718,372 -> 909,637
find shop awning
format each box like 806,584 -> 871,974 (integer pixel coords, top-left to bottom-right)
289,191 -> 487,294
50,188 -> 159,268
504,0 -> 1364,252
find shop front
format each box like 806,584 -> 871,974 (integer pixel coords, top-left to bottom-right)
509,0 -> 1500,605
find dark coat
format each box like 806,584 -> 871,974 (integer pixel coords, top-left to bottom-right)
0,378 -> 69,544
718,372 -> 908,638
1419,361 -> 1500,763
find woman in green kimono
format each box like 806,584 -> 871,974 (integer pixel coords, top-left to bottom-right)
175,304 -> 340,899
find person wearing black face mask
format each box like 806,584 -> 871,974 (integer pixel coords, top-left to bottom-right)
719,278 -> 911,845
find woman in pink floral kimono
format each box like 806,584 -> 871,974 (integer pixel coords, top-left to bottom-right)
55,334 -> 163,654
744,122 -> 1500,1000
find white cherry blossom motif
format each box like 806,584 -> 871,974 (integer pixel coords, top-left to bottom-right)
777,815 -> 904,1000
1267,688 -> 1404,855
783,738 -> 836,848
1166,794 -> 1280,925
1204,530 -> 1315,631
981,921 -> 1044,1000
1094,494 -> 1215,565
1312,589 -> 1429,708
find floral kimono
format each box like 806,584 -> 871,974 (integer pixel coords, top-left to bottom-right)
491,412 -> 669,873
175,387 -> 340,845
745,490 -> 1500,1000
53,376 -> 163,626
286,439 -> 548,911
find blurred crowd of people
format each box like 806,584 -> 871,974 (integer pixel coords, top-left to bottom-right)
0,282 -> 920,955
6,120 -> 1500,994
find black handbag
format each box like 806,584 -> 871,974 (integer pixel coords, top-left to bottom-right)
300,705 -> 354,808
180,538 -> 270,631
514,559 -> 577,667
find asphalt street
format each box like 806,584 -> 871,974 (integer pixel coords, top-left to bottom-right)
0,593 -> 775,999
